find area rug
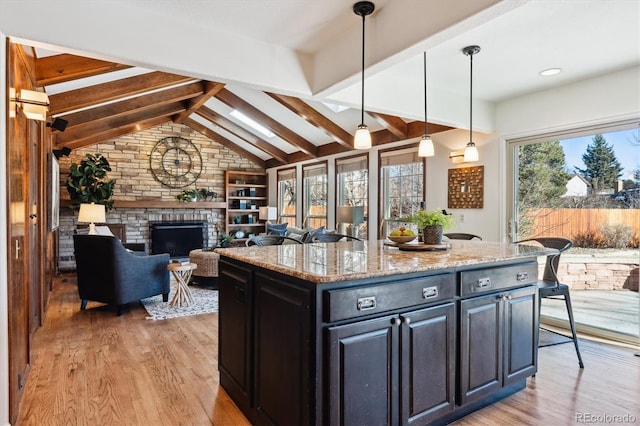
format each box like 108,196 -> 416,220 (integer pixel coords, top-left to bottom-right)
141,286 -> 218,320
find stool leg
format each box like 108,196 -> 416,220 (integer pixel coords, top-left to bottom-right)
563,289 -> 584,368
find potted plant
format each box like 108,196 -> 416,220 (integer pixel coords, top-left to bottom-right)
176,187 -> 207,202
403,209 -> 455,245
218,232 -> 234,248
65,153 -> 116,209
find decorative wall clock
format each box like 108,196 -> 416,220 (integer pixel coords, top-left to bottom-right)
149,136 -> 203,188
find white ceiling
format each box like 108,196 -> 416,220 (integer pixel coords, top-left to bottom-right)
1,0 -> 638,149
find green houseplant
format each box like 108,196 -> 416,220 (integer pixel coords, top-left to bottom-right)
403,209 -> 455,245
65,153 -> 116,209
176,187 -> 207,202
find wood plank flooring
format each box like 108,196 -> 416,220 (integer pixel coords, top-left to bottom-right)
16,273 -> 640,425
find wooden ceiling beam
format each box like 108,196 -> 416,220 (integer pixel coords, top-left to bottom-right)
172,81 -> 225,123
183,118 -> 268,169
59,81 -> 205,131
369,112 -> 409,139
215,88 -> 318,157
54,102 -> 185,146
49,71 -> 197,115
59,116 -> 170,150
195,106 -> 291,164
36,53 -> 133,86
266,92 -> 353,152
265,121 -> 454,168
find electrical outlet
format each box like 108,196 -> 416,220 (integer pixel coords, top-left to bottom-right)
459,213 -> 465,223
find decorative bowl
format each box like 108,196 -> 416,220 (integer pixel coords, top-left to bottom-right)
387,234 -> 417,243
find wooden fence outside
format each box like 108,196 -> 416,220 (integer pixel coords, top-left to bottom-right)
527,208 -> 640,238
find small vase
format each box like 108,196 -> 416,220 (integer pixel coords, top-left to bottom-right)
422,225 -> 443,245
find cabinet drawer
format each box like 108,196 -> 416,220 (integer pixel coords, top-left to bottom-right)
459,261 -> 538,297
324,273 -> 454,322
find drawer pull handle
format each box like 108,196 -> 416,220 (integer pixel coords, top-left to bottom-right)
357,296 -> 376,311
422,286 -> 438,299
477,277 -> 491,288
390,317 -> 401,326
516,272 -> 528,281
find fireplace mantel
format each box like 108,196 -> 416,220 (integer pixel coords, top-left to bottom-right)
60,199 -> 226,209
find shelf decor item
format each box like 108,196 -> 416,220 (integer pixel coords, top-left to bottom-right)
403,209 -> 455,245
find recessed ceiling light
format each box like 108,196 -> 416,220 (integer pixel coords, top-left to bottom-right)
539,68 -> 562,76
230,110 -> 275,138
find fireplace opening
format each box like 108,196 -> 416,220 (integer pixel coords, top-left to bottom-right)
150,221 -> 208,259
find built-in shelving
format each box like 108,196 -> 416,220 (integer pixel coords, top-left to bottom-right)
225,170 -> 268,240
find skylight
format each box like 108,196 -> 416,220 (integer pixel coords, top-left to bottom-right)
230,110 -> 275,138
322,102 -> 350,113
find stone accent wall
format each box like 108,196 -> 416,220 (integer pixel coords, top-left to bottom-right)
58,122 -> 263,269
558,261 -> 639,291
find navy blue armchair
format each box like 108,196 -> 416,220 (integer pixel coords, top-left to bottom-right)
73,234 -> 170,315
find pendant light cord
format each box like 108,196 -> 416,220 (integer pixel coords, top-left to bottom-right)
360,13 -> 366,126
469,51 -> 473,143
423,51 -> 428,136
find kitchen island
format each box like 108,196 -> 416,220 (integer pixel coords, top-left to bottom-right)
216,240 -> 552,425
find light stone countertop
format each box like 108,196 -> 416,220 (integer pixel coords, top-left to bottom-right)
215,240 -> 555,284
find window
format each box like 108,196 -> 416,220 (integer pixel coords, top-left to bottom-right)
508,123 -> 639,346
277,168 -> 296,226
336,154 -> 368,238
380,148 -> 424,236
303,162 -> 327,228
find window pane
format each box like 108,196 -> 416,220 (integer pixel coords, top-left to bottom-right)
381,155 -> 423,236
304,163 -> 327,228
277,168 -> 296,226
337,156 -> 368,239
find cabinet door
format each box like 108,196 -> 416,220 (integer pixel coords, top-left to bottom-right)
254,273 -> 311,426
401,303 -> 456,426
503,286 -> 538,385
327,315 -> 399,426
458,293 -> 503,405
218,261 -> 253,408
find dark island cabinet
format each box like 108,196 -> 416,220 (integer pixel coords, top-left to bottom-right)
326,302 -> 456,426
458,285 -> 538,405
218,256 -> 539,426
218,260 -> 254,414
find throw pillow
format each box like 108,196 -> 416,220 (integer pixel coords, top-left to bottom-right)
267,223 -> 288,236
305,226 -> 325,243
286,230 -> 309,243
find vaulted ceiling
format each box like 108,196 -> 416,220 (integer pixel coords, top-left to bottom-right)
3,0 -> 638,170
39,53 -> 453,169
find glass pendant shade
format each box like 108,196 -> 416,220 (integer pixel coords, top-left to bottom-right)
418,135 -> 434,157
354,124 -> 372,149
463,142 -> 479,162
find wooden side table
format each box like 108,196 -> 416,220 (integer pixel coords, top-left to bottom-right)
167,262 -> 197,307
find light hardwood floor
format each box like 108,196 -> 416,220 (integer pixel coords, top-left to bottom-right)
16,274 -> 640,425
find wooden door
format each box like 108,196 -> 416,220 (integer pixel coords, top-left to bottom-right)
28,118 -> 41,333
7,43 -> 31,423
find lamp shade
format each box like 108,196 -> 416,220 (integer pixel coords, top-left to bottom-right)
463,143 -> 479,162
259,206 -> 277,221
78,203 -> 106,224
418,135 -> 434,157
354,125 -> 371,150
337,205 -> 364,224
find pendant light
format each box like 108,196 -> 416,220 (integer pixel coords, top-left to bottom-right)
462,45 -> 480,162
353,1 -> 375,150
418,51 -> 434,157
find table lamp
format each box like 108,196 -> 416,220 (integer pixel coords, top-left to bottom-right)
78,202 -> 106,235
259,206 -> 278,224
337,205 -> 364,237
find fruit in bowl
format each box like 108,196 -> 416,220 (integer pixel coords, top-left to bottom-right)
387,227 -> 416,243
